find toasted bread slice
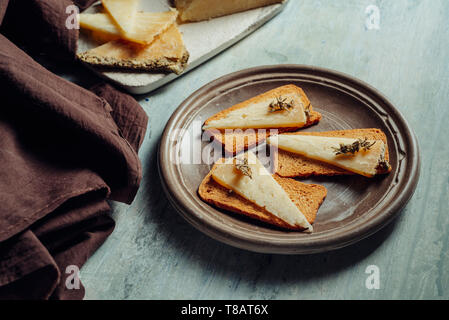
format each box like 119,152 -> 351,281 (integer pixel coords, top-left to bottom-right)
198,166 -> 327,230
203,85 -> 321,154
273,128 -> 391,178
101,0 -> 139,35
77,24 -> 189,74
79,10 -> 178,45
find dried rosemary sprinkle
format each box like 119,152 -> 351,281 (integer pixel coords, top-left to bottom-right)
332,138 -> 376,155
268,96 -> 294,113
235,158 -> 252,179
376,153 -> 391,172
304,102 -> 311,121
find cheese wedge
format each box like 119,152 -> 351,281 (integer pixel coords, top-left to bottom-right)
174,0 -> 284,22
268,135 -> 389,177
79,10 -> 178,45
102,0 -> 139,35
77,24 -> 189,74
79,13 -> 120,38
211,152 -> 312,231
203,85 -> 310,130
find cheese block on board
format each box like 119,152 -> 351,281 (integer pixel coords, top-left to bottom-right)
199,167 -> 327,230
174,0 -> 284,22
101,0 -> 139,35
77,24 -> 189,74
267,129 -> 392,178
211,152 -> 313,231
79,10 -> 178,45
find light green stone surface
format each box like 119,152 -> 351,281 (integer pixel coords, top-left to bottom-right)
80,0 -> 449,299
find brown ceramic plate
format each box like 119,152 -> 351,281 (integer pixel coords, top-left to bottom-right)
158,65 -> 420,254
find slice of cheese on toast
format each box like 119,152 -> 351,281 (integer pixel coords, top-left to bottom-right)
208,152 -> 314,231
203,85 -> 312,130
77,24 -> 189,74
199,160 -> 327,231
79,10 -> 178,45
174,0 -> 284,22
203,85 -> 321,154
267,129 -> 392,178
101,0 -> 139,35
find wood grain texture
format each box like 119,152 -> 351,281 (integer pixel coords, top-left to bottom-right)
77,0 -> 449,299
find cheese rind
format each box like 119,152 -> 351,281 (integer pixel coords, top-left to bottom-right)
268,135 -> 386,177
174,0 -> 284,22
79,11 -> 178,45
211,152 -> 312,231
102,0 -> 139,35
203,85 -> 309,130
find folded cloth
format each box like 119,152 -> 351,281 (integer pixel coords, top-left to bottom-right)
0,0 -> 148,299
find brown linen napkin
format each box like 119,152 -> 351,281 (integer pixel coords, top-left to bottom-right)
0,0 -> 148,299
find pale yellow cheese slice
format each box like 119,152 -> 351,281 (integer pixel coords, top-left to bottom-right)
267,135 -> 387,177
202,92 -> 308,130
79,10 -> 178,45
211,152 -> 312,231
102,0 -> 139,35
77,24 -> 189,74
80,13 -> 120,38
174,0 -> 284,22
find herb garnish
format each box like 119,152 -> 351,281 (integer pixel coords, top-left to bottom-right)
304,102 -> 311,121
332,138 -> 376,155
235,158 -> 252,179
268,96 -> 294,113
376,153 -> 391,172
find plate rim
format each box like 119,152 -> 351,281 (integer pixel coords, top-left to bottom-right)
158,64 -> 420,254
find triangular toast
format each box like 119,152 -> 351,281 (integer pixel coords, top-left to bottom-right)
77,24 -> 189,74
272,128 -> 391,178
203,85 -> 322,154
198,165 -> 327,230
